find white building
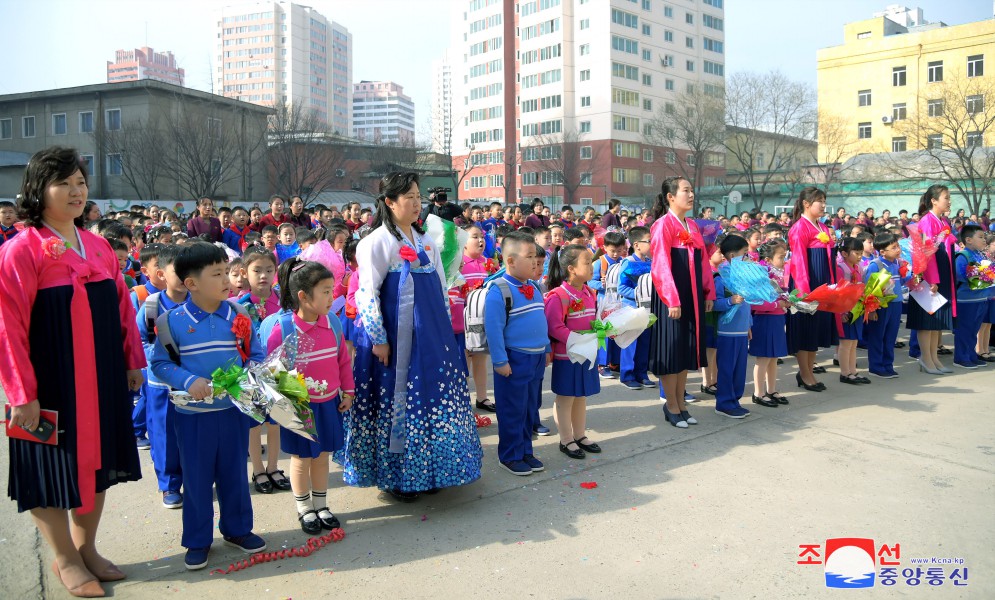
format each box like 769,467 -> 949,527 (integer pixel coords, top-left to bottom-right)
450,0 -> 726,206
216,2 -> 352,132
351,81 -> 416,144
430,49 -> 454,155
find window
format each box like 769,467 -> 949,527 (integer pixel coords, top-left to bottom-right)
612,62 -> 639,80
642,0 -> 651,9
79,111 -> 94,133
52,113 -> 67,135
580,18 -> 589,29
891,136 -> 907,152
703,0 -> 723,7
665,78 -> 674,91
664,30 -> 673,42
703,60 -> 723,76
857,122 -> 872,139
613,168 -> 639,183
580,172 -> 593,185
857,31 -> 871,39
892,66 -> 906,87
106,153 -> 123,176
612,88 -> 639,106
928,99 -> 944,117
643,148 -> 653,162
580,69 -> 591,81
685,12 -> 693,24
0,118 -> 11,140
664,6 -> 673,18
106,109 -> 121,131
612,8 -> 638,28
665,102 -> 675,114
927,60 -> 943,83
612,35 -> 639,55
614,142 -> 639,158
858,89 -> 871,106
967,94 -> 984,115
686,36 -> 694,48
580,96 -> 591,107
967,54 -> 984,78
642,73 -> 652,86
643,173 -> 654,187
80,155 -> 93,172
703,37 -> 723,53
580,44 -> 590,56
22,116 -> 35,138
665,151 -> 676,164
579,121 -> 591,133
643,99 -> 652,111
703,14 -> 723,30
687,154 -> 696,166
662,54 -> 674,67
642,24 -> 651,36
966,131 -> 982,147
580,146 -> 592,159
642,49 -> 651,61
927,134 -> 942,149
686,60 -> 694,72
892,103 -> 906,121
612,115 -> 640,132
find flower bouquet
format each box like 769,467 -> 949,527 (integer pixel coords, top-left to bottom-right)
424,214 -> 470,288
967,260 -> 995,290
905,223 -> 947,276
718,257 -> 782,324
850,271 -> 898,323
782,289 -> 819,314
246,332 -> 319,441
802,280 -> 866,314
298,239 -> 346,286
691,219 -> 722,247
593,296 -> 658,350
169,361 -> 269,423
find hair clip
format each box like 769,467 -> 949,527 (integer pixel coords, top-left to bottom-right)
291,260 -> 309,272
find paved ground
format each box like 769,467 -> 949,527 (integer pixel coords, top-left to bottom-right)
1,340 -> 993,599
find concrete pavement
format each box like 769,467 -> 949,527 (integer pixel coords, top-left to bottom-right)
1,343 -> 993,599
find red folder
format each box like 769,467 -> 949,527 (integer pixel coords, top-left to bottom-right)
4,405 -> 59,445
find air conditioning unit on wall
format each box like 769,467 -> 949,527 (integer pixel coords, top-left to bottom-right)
882,115 -> 894,124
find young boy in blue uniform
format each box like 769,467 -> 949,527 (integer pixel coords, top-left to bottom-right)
136,244 -> 188,508
953,225 -> 991,369
129,244 -> 169,450
590,231 -> 625,379
485,232 -> 551,476
713,236 -> 752,419
151,243 -> 266,570
864,233 -> 910,378
616,226 -> 653,390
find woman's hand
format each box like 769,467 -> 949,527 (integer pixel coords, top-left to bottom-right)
668,306 -> 681,319
8,400 -> 40,431
126,370 -> 143,392
930,284 -> 938,294
373,343 -> 391,366
339,393 -> 354,412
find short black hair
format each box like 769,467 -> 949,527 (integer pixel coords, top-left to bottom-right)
18,146 -> 88,228
960,224 -> 984,245
719,234 -> 749,258
261,225 -> 279,236
0,200 -> 15,209
872,233 -> 899,252
563,227 -> 587,243
107,238 -> 129,253
502,231 -> 537,257
139,243 -> 166,266
296,227 -> 317,245
174,242 -> 226,281
603,231 -> 626,248
533,225 -> 550,236
157,243 -> 182,268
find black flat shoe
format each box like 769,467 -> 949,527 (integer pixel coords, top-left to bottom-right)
386,489 -> 419,503
855,376 -> 871,384
298,510 -> 322,535
766,392 -> 789,405
839,375 -> 862,385
796,373 -> 824,392
252,473 -> 273,494
574,437 -> 602,453
475,399 -> 497,413
833,359 -> 840,366
699,384 -> 717,396
752,394 -> 779,407
938,346 -> 952,355
812,365 -> 827,374
776,358 -> 784,365
316,508 -> 341,530
559,442 -> 585,459
267,469 -> 292,491
894,341 -> 906,348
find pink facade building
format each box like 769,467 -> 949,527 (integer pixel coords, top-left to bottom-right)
106,47 -> 185,86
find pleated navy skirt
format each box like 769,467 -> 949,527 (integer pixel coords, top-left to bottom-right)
649,246 -> 707,375
841,317 -> 863,341
8,281 -> 142,513
749,313 -> 788,357
906,244 -> 954,331
550,358 -> 600,397
985,299 -> 994,324
787,248 -> 839,353
280,396 -> 344,459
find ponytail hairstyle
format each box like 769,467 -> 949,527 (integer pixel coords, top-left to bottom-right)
343,238 -> 360,267
371,171 -> 424,240
652,176 -> 689,220
917,184 -> 949,217
241,245 -> 278,270
757,238 -> 787,262
277,257 -> 334,312
791,186 -> 827,222
547,244 -> 590,290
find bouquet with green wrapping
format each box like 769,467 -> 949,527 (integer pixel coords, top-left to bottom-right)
246,330 -> 318,441
850,271 -> 898,323
424,214 -> 470,287
169,361 -> 268,422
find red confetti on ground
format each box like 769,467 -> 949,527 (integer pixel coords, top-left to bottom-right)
210,529 -> 346,575
579,482 -> 598,490
475,414 -> 492,428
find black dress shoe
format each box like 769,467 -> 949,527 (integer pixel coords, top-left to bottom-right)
252,473 -> 273,494
855,376 -> 871,384
267,469 -> 292,491
938,346 -> 953,355
766,392 -> 789,405
833,359 -> 840,366
752,394 -> 779,407
814,381 -> 827,391
475,399 -> 497,413
776,358 -> 784,365
700,384 -> 717,395
574,437 -> 602,453
894,341 -> 906,348
812,365 -> 827,374
299,510 -> 322,535
386,489 -> 419,502
796,373 -> 824,392
316,509 -> 341,530
839,375 -> 862,385
559,442 -> 585,459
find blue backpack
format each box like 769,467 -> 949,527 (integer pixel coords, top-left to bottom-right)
258,309 -> 344,364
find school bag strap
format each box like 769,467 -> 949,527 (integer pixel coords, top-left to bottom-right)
599,256 -> 610,283
144,292 -> 161,343
154,299 -> 250,365
132,284 -> 150,304
489,277 -> 515,318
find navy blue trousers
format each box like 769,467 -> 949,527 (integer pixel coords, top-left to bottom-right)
132,373 -> 147,438
147,382 -> 182,492
620,329 -> 650,384
865,302 -> 901,374
174,408 -> 253,549
954,300 -> 986,365
494,351 -> 545,464
715,336 -> 748,412
597,338 -> 621,368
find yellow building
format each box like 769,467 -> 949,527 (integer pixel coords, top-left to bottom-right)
816,9 -> 994,163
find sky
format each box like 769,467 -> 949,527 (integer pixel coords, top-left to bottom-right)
0,0 -> 991,138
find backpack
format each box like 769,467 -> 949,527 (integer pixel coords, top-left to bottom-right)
464,277 -> 541,353
132,284 -> 150,305
635,273 -> 655,309
596,262 -> 624,318
143,292 -> 164,343
258,309 -> 343,365
154,299 -> 251,365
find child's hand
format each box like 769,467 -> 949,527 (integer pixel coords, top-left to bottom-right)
778,299 -> 792,310
546,352 -> 552,367
126,369 -> 144,392
668,306 -> 682,319
748,328 -> 752,340
869,312 -> 878,322
188,377 -> 211,400
495,363 -> 512,377
730,295 -> 744,305
339,393 -> 354,412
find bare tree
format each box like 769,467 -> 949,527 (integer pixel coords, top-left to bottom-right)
724,71 -> 816,209
499,151 -> 520,205
522,129 -> 602,207
891,71 -> 995,215
93,115 -> 169,200
268,99 -> 347,206
644,85 -> 726,202
815,109 -> 860,189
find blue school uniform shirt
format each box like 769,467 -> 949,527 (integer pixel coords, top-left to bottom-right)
712,272 -> 752,336
617,254 -> 651,308
864,257 -> 909,297
137,291 -> 190,388
130,281 -> 162,313
150,299 -> 265,413
589,255 -> 619,296
483,273 -> 550,368
276,242 -> 301,264
955,249 -> 992,303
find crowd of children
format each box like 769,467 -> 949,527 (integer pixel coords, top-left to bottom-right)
5,167 -> 995,576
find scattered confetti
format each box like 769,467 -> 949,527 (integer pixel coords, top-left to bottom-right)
579,481 -> 598,490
